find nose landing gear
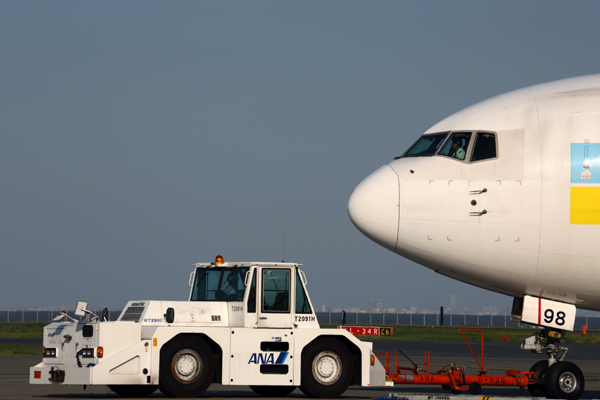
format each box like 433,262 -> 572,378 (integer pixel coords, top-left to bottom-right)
523,328 -> 585,400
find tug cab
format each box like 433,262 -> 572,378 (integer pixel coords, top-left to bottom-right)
188,257 -> 316,329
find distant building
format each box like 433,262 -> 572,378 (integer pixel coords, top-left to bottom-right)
483,307 -> 498,315
450,294 -> 457,310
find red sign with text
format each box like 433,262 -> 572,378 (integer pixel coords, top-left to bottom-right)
337,326 -> 393,336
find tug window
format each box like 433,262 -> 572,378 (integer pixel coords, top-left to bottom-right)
295,272 -> 312,314
438,132 -> 472,161
262,269 -> 290,313
470,132 -> 497,162
247,270 -> 256,313
191,267 -> 249,301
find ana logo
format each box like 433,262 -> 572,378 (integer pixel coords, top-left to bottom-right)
248,352 -> 289,365
131,302 -> 145,307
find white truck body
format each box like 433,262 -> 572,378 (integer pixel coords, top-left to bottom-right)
30,260 -> 386,398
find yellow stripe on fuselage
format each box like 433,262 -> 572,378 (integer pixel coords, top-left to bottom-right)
571,186 -> 600,224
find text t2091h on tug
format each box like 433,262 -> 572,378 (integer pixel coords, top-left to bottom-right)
30,256 -> 386,398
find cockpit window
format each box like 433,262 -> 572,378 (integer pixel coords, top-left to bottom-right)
438,132 -> 472,161
401,133 -> 448,157
397,130 -> 498,163
470,132 -> 497,162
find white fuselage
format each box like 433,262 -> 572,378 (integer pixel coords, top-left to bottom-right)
348,74 -> 600,311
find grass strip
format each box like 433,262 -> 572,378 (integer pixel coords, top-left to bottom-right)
0,323 -> 45,338
0,344 -> 42,356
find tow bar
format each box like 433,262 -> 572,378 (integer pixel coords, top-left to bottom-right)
378,326 -> 537,395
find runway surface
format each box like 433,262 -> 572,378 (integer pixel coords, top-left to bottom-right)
4,339 -> 600,399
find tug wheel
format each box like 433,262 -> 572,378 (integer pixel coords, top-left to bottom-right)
528,360 -> 548,397
107,385 -> 158,397
299,338 -> 353,398
159,336 -> 215,398
543,361 -> 584,400
250,385 -> 297,397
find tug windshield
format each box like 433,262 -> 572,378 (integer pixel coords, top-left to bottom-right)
401,132 -> 448,157
191,267 -> 249,301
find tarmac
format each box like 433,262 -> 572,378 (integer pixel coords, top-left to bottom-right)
3,339 -> 600,399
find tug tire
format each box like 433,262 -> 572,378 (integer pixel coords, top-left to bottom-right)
158,336 -> 215,398
299,338 -> 353,398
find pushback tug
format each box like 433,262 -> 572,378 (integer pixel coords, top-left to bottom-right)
30,256 -> 386,398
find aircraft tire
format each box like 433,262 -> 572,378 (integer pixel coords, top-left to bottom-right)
250,385 -> 297,397
299,338 -> 353,398
159,336 -> 215,398
543,361 -> 584,400
528,360 -> 549,397
107,384 -> 158,397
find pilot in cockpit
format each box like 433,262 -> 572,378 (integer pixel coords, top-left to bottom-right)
450,138 -> 466,160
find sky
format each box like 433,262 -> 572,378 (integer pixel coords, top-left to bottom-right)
2,1 -> 600,314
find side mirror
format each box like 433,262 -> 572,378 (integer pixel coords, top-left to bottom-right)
74,301 -> 88,317
102,308 -> 109,322
341,310 -> 347,326
164,307 -> 175,324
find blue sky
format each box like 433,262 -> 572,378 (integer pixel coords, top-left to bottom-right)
2,1 -> 600,313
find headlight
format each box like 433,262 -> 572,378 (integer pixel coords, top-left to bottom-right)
81,348 -> 95,358
43,347 -> 57,358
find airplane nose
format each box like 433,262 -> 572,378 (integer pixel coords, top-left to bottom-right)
348,165 -> 399,251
